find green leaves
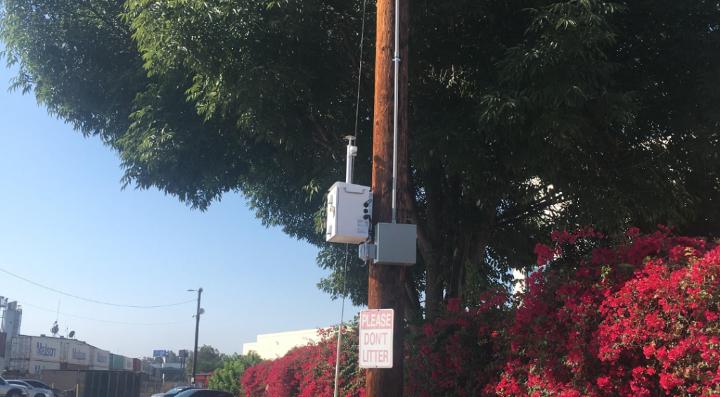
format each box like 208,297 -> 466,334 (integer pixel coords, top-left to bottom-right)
187,345 -> 225,376
3,0 -> 720,312
208,352 -> 262,395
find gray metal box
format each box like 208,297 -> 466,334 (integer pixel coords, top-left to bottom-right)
374,223 -> 417,265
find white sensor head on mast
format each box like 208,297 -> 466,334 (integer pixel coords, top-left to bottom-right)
326,135 -> 372,244
345,135 -> 358,184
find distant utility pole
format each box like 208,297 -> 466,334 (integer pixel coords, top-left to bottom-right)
367,0 -> 408,395
190,287 -> 203,384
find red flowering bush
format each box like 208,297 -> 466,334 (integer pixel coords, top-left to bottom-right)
496,228 -> 720,397
405,291 -> 509,397
240,325 -> 364,397
242,360 -> 273,397
243,228 -> 720,396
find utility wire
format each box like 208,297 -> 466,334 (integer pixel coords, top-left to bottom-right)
334,1 -> 369,396
0,267 -> 195,309
20,301 -> 188,326
333,244 -> 351,397
353,0 -> 369,140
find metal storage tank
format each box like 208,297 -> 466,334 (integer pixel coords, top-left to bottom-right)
0,332 -> 6,358
1,301 -> 22,339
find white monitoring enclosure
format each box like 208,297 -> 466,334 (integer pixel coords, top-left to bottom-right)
326,182 -> 372,244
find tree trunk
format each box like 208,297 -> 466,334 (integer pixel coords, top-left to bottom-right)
424,252 -> 444,319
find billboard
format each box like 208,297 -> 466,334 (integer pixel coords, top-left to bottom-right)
152,350 -> 169,358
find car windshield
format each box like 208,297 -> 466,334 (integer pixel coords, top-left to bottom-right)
167,386 -> 191,394
24,380 -> 49,389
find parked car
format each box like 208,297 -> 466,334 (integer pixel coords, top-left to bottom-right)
20,381 -> 53,397
0,376 -> 29,397
175,390 -> 232,397
7,380 -> 54,397
150,386 -> 195,397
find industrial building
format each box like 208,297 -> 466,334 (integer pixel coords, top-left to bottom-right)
0,297 -> 144,376
241,328 -> 327,359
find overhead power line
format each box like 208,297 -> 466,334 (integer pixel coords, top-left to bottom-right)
20,301 -> 188,326
0,267 -> 195,309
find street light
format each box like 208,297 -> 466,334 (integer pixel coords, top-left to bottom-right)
188,288 -> 203,385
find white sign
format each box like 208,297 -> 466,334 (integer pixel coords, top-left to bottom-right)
359,309 -> 394,368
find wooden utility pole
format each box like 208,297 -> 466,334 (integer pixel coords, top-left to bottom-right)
367,0 -> 408,394
191,287 -> 203,385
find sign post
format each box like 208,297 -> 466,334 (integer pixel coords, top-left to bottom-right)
359,309 -> 394,369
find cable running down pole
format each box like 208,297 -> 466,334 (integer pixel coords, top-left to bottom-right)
391,0 -> 400,224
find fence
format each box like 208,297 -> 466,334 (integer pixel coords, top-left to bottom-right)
38,369 -> 163,397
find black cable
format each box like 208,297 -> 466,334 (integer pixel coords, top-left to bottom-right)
353,0 -> 369,139
20,301 -> 188,326
0,267 -> 195,309
334,2 -> 369,395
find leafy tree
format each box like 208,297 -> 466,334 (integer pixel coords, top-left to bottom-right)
187,345 -> 225,375
2,0 -> 720,318
208,352 -> 262,396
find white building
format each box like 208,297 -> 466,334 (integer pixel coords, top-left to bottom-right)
242,328 -> 327,359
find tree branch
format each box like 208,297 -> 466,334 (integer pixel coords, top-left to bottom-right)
496,191 -> 567,226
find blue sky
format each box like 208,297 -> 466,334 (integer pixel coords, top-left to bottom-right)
0,63 -> 359,358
